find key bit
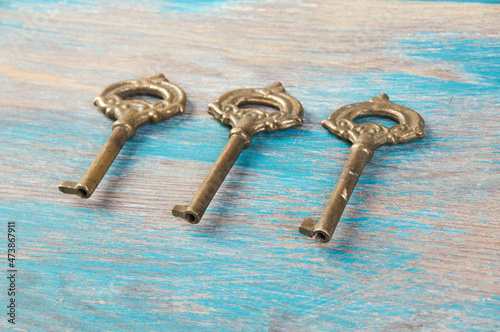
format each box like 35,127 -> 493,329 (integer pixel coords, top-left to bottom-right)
59,74 -> 186,198
172,82 -> 304,224
299,93 -> 425,243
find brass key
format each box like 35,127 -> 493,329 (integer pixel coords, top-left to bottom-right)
299,94 -> 425,243
172,82 -> 303,224
59,74 -> 186,198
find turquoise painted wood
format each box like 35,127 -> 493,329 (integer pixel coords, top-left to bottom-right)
0,0 -> 498,330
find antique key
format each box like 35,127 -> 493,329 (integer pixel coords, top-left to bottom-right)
172,82 -> 304,224
59,74 -> 186,198
299,94 -> 425,243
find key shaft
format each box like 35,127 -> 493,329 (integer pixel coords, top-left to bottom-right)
301,144 -> 372,242
59,126 -> 128,198
172,131 -> 247,223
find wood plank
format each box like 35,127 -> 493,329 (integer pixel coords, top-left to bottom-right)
0,0 -> 498,330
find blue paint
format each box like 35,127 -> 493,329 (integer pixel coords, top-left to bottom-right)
0,0 -> 257,13
401,0 -> 499,3
1,0 -> 498,330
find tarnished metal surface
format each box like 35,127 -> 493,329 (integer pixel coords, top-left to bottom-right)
172,82 -> 303,224
300,94 -> 425,243
59,74 -> 186,198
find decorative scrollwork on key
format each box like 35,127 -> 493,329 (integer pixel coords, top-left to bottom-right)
322,93 -> 425,152
207,82 -> 304,147
93,73 -> 186,139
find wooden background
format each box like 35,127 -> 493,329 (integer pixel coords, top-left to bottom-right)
0,0 -> 499,330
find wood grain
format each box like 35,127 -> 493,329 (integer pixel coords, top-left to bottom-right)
0,0 -> 499,330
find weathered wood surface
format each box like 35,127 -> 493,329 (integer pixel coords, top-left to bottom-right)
0,0 -> 499,330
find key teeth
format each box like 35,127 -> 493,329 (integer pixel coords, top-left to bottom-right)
299,218 -> 333,243
172,205 -> 187,218
299,218 -> 318,238
58,181 -> 90,198
59,181 -> 78,193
